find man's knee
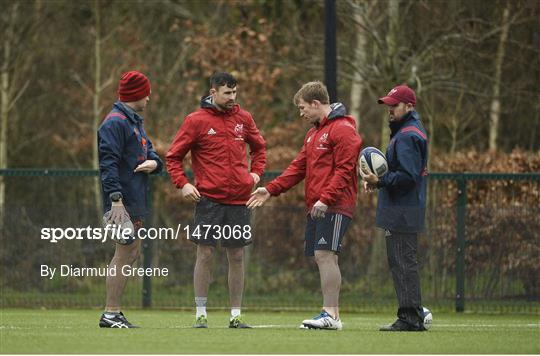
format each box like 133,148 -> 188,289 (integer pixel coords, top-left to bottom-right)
226,247 -> 244,265
114,242 -> 140,265
197,245 -> 215,264
314,250 -> 336,266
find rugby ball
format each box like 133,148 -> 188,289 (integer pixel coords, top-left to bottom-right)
423,307 -> 432,330
359,147 -> 388,177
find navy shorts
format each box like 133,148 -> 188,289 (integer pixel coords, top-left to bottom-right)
189,196 -> 252,248
304,213 -> 351,256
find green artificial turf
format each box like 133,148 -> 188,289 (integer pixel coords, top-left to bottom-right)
1,309 -> 539,354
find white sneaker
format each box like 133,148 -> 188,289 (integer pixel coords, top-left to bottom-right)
301,310 -> 342,330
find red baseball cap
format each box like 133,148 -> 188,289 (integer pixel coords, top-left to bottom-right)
378,85 -> 416,106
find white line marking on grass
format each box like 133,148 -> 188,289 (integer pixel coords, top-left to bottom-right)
168,324 -> 299,329
252,324 -> 298,328
434,324 -> 539,328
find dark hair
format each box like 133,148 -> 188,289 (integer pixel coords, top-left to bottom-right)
210,72 -> 237,89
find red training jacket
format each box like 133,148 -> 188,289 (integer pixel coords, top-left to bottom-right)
166,96 -> 266,204
266,103 -> 362,217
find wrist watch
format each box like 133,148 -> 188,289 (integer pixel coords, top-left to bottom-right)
109,192 -> 123,202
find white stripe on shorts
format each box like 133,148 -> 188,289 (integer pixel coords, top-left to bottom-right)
332,214 -> 342,251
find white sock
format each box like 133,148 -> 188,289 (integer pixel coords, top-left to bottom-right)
231,308 -> 241,319
195,297 -> 207,318
196,307 -> 206,318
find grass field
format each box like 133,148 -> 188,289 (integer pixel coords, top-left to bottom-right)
1,309 -> 539,354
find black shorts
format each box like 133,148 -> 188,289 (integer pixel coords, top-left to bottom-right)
304,213 -> 351,256
189,196 -> 252,248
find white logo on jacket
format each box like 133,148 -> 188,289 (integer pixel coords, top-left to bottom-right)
207,128 -> 217,135
319,133 -> 328,142
234,123 -> 243,135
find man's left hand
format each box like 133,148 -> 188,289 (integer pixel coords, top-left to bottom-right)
310,200 -> 328,219
134,160 -> 158,173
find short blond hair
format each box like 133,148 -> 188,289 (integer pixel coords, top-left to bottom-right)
293,81 -> 330,105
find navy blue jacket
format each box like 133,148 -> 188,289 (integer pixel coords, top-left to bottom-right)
98,101 -> 163,218
376,111 -> 428,233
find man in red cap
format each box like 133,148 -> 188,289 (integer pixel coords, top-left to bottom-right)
98,70 -> 163,328
361,85 -> 429,331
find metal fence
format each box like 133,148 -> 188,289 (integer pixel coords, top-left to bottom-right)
0,169 -> 539,313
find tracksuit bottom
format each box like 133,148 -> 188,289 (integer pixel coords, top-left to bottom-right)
385,230 -> 424,328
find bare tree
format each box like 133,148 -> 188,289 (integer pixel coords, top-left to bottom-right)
488,1 -> 511,152
72,0 -> 115,218
347,0 -> 376,130
0,1 -> 41,225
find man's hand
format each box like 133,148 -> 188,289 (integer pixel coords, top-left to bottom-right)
363,180 -> 378,193
359,165 -> 379,184
360,166 -> 379,193
134,160 -> 158,173
247,187 -> 270,209
310,200 -> 328,219
181,183 -> 201,203
250,173 -> 260,186
109,200 -> 129,225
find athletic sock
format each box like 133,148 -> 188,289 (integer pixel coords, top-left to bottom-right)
195,297 -> 207,318
231,308 -> 241,319
103,312 -> 120,319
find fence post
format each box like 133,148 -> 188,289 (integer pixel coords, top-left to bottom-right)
142,177 -> 154,308
456,175 -> 467,312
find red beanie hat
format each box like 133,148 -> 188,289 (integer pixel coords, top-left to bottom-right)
118,71 -> 151,102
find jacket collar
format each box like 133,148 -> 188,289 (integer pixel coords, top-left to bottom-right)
200,95 -> 240,116
389,110 -> 419,136
114,101 -> 143,124
317,102 -> 347,127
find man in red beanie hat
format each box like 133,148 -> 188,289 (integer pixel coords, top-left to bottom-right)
97,70 -> 163,328
361,84 -> 429,332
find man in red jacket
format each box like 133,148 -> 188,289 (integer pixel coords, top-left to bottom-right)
248,81 -> 362,330
166,72 -> 266,329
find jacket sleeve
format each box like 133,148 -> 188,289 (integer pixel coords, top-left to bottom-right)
319,124 -> 362,206
244,113 -> 266,177
146,137 -> 163,174
265,143 -> 307,196
166,116 -> 197,188
378,134 -> 424,191
98,119 -> 125,195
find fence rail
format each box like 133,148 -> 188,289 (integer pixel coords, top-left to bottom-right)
1,169 -> 539,312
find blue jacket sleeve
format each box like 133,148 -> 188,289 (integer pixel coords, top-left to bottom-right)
98,119 -> 125,195
378,134 -> 423,192
146,137 -> 163,174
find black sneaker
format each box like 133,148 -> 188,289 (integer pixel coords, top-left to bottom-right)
99,311 -> 139,328
379,319 -> 426,332
229,315 -> 252,329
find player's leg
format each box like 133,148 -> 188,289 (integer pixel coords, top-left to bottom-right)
301,213 -> 350,330
223,204 -> 252,328
100,219 -> 142,328
314,250 -> 340,319
193,244 -> 215,327
226,246 -> 247,327
105,239 -> 141,311
380,230 -> 425,331
190,197 -> 222,328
